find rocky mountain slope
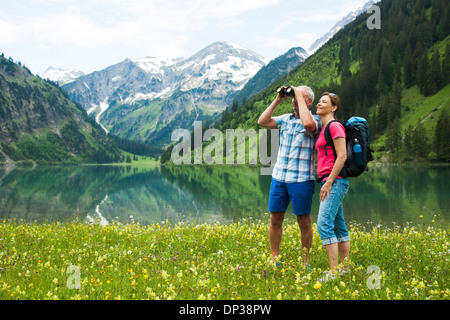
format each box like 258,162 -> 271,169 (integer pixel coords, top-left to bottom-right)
61,42 -> 268,148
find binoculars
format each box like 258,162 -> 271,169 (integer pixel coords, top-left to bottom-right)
277,86 -> 295,97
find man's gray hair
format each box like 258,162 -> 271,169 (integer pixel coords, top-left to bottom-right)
299,85 -> 315,105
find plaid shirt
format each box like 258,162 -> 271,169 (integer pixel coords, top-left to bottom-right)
272,113 -> 322,183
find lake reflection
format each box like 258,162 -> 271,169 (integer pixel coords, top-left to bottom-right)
0,164 -> 448,227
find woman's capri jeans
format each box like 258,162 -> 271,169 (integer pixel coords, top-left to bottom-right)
317,178 -> 351,245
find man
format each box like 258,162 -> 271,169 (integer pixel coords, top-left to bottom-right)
258,85 -> 321,267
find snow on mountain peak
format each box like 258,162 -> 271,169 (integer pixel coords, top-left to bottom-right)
173,41 -> 269,91
132,56 -> 183,74
308,0 -> 374,54
61,41 -> 269,129
42,67 -> 85,85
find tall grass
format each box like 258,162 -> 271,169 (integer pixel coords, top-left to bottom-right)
0,219 -> 448,300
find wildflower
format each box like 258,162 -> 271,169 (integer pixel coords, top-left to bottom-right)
416,281 -> 426,289
313,282 -> 322,289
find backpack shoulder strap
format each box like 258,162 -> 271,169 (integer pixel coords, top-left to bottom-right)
323,120 -> 339,156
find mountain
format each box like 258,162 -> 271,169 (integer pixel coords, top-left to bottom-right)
0,55 -> 123,164
61,42 -> 269,148
233,47 -> 308,103
193,0 -> 450,164
41,67 -> 85,85
308,0 -> 375,54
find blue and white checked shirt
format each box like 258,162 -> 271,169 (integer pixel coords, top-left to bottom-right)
272,113 -> 322,183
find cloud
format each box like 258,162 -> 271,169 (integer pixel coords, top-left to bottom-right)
0,21 -> 18,44
0,0 -> 370,73
1,0 -> 279,57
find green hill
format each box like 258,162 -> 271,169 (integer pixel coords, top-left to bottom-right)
0,55 -> 123,164
164,0 -> 449,164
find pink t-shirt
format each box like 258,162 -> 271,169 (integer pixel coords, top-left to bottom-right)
316,121 -> 346,181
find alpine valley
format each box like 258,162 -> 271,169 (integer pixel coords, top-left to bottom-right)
4,0 -> 447,165
44,2 -> 376,154
60,42 -> 272,150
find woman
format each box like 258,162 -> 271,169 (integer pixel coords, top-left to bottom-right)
315,92 -> 350,282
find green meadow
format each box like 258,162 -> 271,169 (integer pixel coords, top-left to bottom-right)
1,219 -> 447,300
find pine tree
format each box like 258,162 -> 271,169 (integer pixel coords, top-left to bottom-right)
377,46 -> 394,93
442,43 -> 450,85
411,122 -> 428,161
427,49 -> 443,95
377,95 -> 389,132
434,109 -> 450,162
389,77 -> 402,120
416,52 -> 429,95
437,2 -> 450,40
231,100 -> 239,113
386,117 -> 401,162
403,124 -> 414,156
402,48 -> 416,88
369,110 -> 378,138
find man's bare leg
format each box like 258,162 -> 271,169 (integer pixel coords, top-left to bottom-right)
269,211 -> 285,263
296,214 -> 313,265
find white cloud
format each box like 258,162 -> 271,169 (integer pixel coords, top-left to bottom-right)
2,0 -> 277,53
0,0 -> 371,74
0,20 -> 18,44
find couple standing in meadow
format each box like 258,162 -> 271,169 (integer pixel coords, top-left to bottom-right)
258,85 -> 349,282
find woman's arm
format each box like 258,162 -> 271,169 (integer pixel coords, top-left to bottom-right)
319,136 -> 347,202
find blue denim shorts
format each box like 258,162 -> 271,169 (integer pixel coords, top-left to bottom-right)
268,178 -> 315,215
317,178 -> 350,245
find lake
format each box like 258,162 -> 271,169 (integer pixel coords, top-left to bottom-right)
0,164 -> 448,228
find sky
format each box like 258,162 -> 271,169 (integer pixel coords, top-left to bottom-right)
0,0 -> 370,76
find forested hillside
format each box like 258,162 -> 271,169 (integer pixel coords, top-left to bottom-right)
0,55 -> 123,164
207,0 -> 450,164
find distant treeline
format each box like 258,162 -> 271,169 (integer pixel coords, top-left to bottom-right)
108,134 -> 161,157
